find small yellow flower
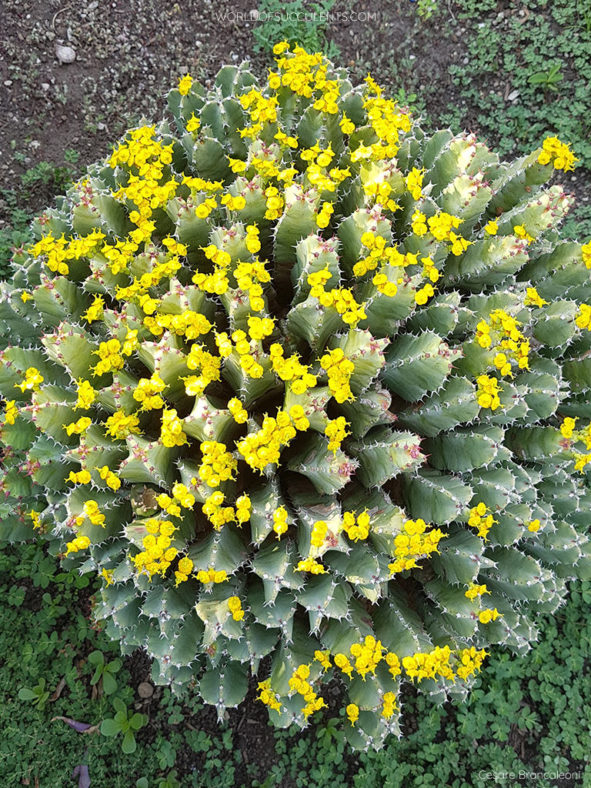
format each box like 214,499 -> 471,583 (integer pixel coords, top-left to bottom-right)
346,703 -> 359,725
178,74 -> 193,96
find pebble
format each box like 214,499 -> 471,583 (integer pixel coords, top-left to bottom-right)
507,89 -> 520,102
138,681 -> 154,698
55,44 -> 76,64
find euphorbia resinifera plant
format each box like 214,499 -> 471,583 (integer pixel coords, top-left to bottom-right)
1,43 -> 590,749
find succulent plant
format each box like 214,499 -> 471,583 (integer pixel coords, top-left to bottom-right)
1,43 -> 591,749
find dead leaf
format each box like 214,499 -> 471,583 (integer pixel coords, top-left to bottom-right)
49,677 -> 66,702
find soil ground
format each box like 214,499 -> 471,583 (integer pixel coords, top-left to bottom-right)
3,0 -> 586,225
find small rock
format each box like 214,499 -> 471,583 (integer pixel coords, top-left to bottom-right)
55,44 -> 76,64
41,82 -> 50,91
4,80 -> 12,87
137,682 -> 154,699
507,89 -> 520,102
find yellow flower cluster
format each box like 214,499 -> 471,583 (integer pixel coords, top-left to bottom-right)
381,691 -> 398,719
583,241 -> 591,269
465,583 -> 489,600
198,441 -> 237,488
354,73 -> 411,161
514,224 -> 535,245
320,348 -> 355,403
156,482 -> 195,518
428,212 -> 461,241
371,271 -> 399,298
406,167 -> 424,200
537,136 -> 577,172
196,566 -> 228,584
346,704 -> 359,725
110,127 -> 177,239
348,635 -> 384,680
560,416 -> 578,439
83,295 -> 104,323
411,210 -> 470,256
388,518 -> 444,574
415,282 -> 435,306
105,410 -> 141,440
421,255 -> 440,284
237,407 -> 309,472
576,304 -> 591,331
177,74 -> 192,96
476,374 -> 502,411
175,556 -> 194,585
310,520 -> 328,548
342,510 -> 371,542
412,210 -> 428,237
362,179 -> 399,212
133,373 -> 167,411
324,287 -> 367,326
244,224 -> 261,254
269,344 -> 317,394
184,345 -> 222,396
288,664 -> 327,718
3,399 -> 18,424
456,647 -> 487,681
247,315 -> 275,341
236,494 -> 252,525
479,608 -> 500,624
97,465 -> 121,491
67,469 -> 91,485
93,339 -> 124,377
75,380 -> 96,410
234,260 -> 270,312
202,491 -> 236,530
316,200 -> 334,228
232,329 -> 266,379
574,453 -> 591,472
257,678 -> 282,713
273,506 -> 289,539
228,397 -> 248,424
186,114 -> 200,133
295,557 -> 326,574
558,417 -> 591,474
75,500 -> 105,527
385,651 -> 402,680
227,596 -> 245,622
160,408 -> 187,448
263,186 -> 284,221
353,231 -> 387,276
403,645 -> 455,682
144,309 -> 211,340
15,367 -> 44,393
524,286 -> 548,308
131,518 -> 178,578
468,502 -> 496,540
307,267 -> 367,325
314,649 -> 332,670
64,416 -> 92,436
325,417 -> 350,453
29,228 -> 105,276
302,144 -> 351,193
65,535 -> 91,555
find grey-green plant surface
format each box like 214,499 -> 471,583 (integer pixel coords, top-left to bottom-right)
1,44 -> 590,749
